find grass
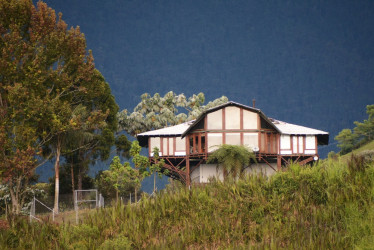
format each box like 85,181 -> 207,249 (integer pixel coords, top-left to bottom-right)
1,144 -> 374,249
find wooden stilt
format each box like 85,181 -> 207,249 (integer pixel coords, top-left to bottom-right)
277,155 -> 282,171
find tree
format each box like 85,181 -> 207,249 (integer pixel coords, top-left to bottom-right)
0,0 -> 118,214
207,144 -> 256,179
118,91 -> 228,136
129,141 -> 151,202
335,104 -> 374,155
96,156 -> 136,204
354,104 -> 374,142
149,147 -> 167,193
335,129 -> 358,155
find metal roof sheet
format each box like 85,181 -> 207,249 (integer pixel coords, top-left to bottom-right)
271,119 -> 328,135
137,121 -> 194,137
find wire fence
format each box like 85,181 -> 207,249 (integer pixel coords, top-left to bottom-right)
29,190 -> 157,224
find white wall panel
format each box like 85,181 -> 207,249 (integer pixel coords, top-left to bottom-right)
162,138 -> 168,155
243,110 -> 257,129
305,135 -> 315,149
191,166 -> 200,183
298,136 -> 304,153
150,137 -> 161,152
200,164 -> 223,182
280,135 -> 291,150
225,106 -> 240,129
292,136 -> 298,153
175,137 -> 185,151
207,110 -> 222,129
226,133 -> 241,145
169,138 -> 174,155
207,133 -> 223,152
243,133 -> 258,149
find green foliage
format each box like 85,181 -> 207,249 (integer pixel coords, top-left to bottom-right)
336,104 -> 374,154
335,129 -> 358,154
130,141 -> 151,181
118,91 -> 228,136
207,144 -> 256,179
354,105 -> 374,142
114,134 -> 131,159
96,156 -> 136,203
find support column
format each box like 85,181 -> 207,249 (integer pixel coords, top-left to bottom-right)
277,155 -> 282,171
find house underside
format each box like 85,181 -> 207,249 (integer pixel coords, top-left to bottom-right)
137,101 -> 329,186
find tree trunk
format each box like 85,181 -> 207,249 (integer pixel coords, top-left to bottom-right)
54,137 -> 61,214
8,182 -> 20,215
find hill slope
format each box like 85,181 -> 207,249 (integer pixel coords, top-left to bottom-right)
340,140 -> 374,162
2,150 -> 374,248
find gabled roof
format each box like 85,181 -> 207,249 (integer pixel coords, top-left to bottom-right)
181,101 -> 280,137
136,101 -> 330,146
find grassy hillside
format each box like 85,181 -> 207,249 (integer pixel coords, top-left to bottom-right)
1,151 -> 374,249
340,140 -> 374,162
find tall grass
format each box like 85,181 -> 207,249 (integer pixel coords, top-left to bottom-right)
1,156 -> 374,249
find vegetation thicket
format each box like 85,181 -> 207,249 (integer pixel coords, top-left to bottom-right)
1,151 -> 374,249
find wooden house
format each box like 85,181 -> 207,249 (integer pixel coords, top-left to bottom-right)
137,101 -> 329,185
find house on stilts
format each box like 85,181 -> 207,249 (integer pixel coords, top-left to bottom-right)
136,101 -> 329,185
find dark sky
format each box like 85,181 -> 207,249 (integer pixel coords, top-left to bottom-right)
38,0 -> 374,184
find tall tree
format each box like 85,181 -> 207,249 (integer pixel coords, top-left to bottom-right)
118,91 -> 228,136
0,0 -> 119,214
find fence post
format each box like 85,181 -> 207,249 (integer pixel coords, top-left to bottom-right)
75,190 -> 78,224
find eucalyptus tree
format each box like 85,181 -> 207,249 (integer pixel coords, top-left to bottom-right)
118,91 -> 228,136
0,0 -> 119,214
